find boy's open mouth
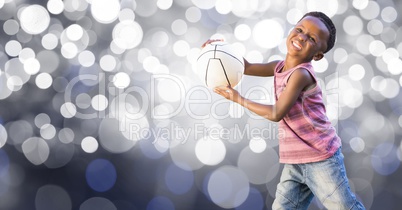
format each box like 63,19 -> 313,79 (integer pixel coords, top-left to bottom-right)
292,41 -> 302,50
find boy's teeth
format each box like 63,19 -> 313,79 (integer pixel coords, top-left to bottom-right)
293,41 -> 301,49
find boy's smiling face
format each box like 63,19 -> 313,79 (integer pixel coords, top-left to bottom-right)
287,16 -> 330,62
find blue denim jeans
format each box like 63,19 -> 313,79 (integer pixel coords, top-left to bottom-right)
272,148 -> 365,210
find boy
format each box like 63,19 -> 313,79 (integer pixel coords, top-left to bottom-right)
212,11 -> 365,209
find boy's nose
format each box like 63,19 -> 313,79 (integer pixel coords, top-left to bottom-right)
298,34 -> 306,42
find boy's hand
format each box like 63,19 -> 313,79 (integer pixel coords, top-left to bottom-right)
201,39 -> 224,48
214,85 -> 242,103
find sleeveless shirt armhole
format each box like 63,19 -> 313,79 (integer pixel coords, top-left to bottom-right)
285,67 -> 317,91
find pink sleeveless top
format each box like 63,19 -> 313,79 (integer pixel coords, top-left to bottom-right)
274,61 -> 341,164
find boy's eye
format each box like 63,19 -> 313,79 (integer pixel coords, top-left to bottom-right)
309,37 -> 316,42
296,28 -> 302,32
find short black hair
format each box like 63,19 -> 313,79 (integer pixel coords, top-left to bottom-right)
299,11 -> 336,53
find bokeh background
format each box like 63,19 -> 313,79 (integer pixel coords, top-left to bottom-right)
0,0 -> 401,209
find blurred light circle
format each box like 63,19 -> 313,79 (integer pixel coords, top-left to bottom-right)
91,94 -> 108,111
348,64 -> 365,81
22,137 -> 49,165
112,72 -> 130,89
185,7 -> 201,23
60,102 -> 77,118
343,15 -> 363,36
231,0 -> 270,18
139,137 -> 167,159
312,57 -> 328,73
253,19 -> 284,49
207,165 -> 250,209
399,116 -> 402,128
24,58 -> 40,75
76,93 -> 91,109
156,74 -> 185,102
195,136 -> 226,166
249,136 -> 266,153
0,124 -> 7,148
171,19 -> 187,36
173,40 -> 190,57
78,50 -> 95,67
355,34 -> 375,55
80,197 -> 117,210
146,196 -> 174,210
166,121 -> 204,170
359,1 -> 380,20
367,19 -> 383,36
234,24 -> 251,41
61,42 -> 78,59
143,56 -> 160,73
286,8 -> 303,25
91,0 -> 120,24
100,55 -> 116,72
371,143 -> 400,176
35,185 -> 72,210
110,41 -> 125,55
369,40 -> 386,57
342,88 -> 363,108
245,50 -> 263,63
306,0 -> 338,17
58,128 -> 75,144
5,40 -> 22,57
118,8 -> 135,22
152,31 -> 169,48
352,0 -> 369,10
41,33 -> 59,50
86,159 -> 117,192
52,76 -> 68,92
18,47 -> 35,63
5,58 -> 30,85
333,48 -> 348,63
157,0 -> 173,10
238,145 -> 280,185
370,75 -> 385,91
236,187 -> 264,210
350,137 -> 365,153
215,0 -> 232,14
388,58 -> 402,75
154,137 -> 169,153
35,73 -> 53,89
7,76 -> 23,91
165,163 -> 194,195
98,118 -> 137,153
0,149 -> 9,178
191,0 -> 216,10
19,5 -> 50,34
47,0 -> 64,15
81,136 -> 98,153
0,83 -> 12,98
3,19 -> 19,35
380,27 -> 397,44
64,0 -> 88,12
8,120 -> 34,146
381,6 -> 397,23
379,78 -> 399,99
66,24 -> 83,41
112,21 -> 143,50
40,124 -> 56,140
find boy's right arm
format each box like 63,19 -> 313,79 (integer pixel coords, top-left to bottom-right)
243,59 -> 278,77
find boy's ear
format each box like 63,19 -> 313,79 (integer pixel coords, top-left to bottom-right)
313,52 -> 324,61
